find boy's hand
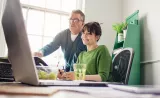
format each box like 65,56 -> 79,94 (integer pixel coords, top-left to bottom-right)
57,69 -> 66,79
65,72 -> 75,80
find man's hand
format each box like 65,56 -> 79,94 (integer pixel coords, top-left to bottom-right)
33,51 -> 43,57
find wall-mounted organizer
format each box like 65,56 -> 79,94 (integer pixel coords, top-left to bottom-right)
113,10 -> 140,85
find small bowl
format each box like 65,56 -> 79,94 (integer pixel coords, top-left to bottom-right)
36,66 -> 58,80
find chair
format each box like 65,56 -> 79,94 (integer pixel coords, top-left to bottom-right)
111,48 -> 134,85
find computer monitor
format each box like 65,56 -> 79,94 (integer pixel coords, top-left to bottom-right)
2,0 -> 39,85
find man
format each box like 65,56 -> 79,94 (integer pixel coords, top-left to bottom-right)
34,9 -> 87,72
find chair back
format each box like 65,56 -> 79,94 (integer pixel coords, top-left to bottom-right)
112,48 -> 134,84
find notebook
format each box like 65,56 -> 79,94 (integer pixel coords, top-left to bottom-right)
1,0 -> 109,87
0,83 -> 59,96
108,84 -> 160,94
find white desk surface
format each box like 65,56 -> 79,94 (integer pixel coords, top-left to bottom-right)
0,83 -> 159,98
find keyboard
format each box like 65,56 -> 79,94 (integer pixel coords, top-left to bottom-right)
0,63 -> 15,82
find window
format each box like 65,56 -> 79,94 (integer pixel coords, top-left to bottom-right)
19,0 -> 83,67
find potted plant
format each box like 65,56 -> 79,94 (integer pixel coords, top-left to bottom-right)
112,23 -> 124,42
122,22 -> 128,39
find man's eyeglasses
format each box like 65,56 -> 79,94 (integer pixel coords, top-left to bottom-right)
69,18 -> 83,23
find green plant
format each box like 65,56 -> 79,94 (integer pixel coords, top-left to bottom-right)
112,23 -> 123,34
122,22 -> 128,30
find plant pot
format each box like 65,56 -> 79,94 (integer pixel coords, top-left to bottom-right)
118,33 -> 124,43
123,29 -> 127,40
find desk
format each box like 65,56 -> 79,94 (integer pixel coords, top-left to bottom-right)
0,83 -> 159,98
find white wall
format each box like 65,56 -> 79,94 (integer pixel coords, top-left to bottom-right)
84,0 -> 122,54
122,0 -> 160,85
141,62 -> 160,85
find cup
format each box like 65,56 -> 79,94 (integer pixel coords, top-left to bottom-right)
73,64 -> 86,80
